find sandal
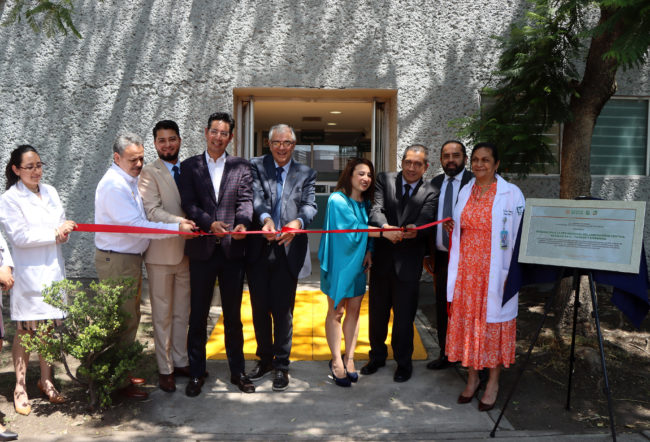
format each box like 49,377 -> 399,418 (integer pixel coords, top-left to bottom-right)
13,388 -> 31,416
37,379 -> 66,404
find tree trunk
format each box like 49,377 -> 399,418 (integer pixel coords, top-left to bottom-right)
559,5 -> 625,199
554,5 -> 626,331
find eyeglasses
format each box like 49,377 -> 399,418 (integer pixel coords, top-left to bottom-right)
19,162 -> 45,171
402,160 -> 425,169
270,140 -> 295,148
208,129 -> 231,138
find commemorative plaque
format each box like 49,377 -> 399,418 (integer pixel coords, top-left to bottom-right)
519,198 -> 646,273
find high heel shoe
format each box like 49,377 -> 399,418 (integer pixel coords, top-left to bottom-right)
478,388 -> 498,411
342,354 -> 358,383
457,382 -> 480,404
329,360 -> 351,387
13,389 -> 31,416
37,379 -> 66,404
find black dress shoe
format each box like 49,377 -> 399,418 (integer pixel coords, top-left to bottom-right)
231,373 -> 255,393
272,369 -> 289,391
185,377 -> 205,397
426,356 -> 453,370
247,361 -> 273,381
393,366 -> 412,383
0,429 -> 18,441
360,359 -> 386,375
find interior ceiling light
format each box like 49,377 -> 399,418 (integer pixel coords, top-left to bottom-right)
329,111 -> 342,114
327,122 -> 337,126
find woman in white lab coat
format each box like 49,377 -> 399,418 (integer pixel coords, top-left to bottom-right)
444,142 -> 525,412
0,145 -> 76,416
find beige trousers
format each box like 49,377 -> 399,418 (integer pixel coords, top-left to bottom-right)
145,256 -> 191,375
95,249 -> 143,346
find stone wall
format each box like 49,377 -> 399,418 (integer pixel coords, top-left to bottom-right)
0,0 -> 648,277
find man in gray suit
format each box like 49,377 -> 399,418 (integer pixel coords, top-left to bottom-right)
245,124 -> 317,391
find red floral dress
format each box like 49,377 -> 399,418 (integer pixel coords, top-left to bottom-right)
445,183 -> 516,369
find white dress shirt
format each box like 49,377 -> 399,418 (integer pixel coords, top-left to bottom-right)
205,151 -> 226,201
95,163 -> 179,254
436,170 -> 466,252
0,181 -> 66,320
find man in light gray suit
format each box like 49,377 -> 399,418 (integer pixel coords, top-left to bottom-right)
245,124 -> 317,391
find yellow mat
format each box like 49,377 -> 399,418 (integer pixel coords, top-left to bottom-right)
206,289 -> 428,361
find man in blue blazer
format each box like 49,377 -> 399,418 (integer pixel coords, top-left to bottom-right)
179,112 -> 254,397
245,124 -> 317,391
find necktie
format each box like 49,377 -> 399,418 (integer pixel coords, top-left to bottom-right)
272,167 -> 284,227
172,165 -> 181,188
442,177 -> 454,249
401,183 -> 411,210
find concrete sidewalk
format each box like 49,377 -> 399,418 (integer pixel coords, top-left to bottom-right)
21,271 -> 643,441
42,281 -> 647,441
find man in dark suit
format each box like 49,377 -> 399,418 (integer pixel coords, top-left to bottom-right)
425,140 -> 473,370
362,144 -> 439,382
245,124 -> 317,391
179,112 -> 254,397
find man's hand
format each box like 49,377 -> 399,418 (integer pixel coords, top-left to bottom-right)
403,223 -> 417,239
277,219 -> 301,246
231,224 -> 247,240
382,224 -> 403,244
261,217 -> 277,241
443,219 -> 454,234
179,220 -> 196,233
0,265 -> 14,290
210,221 -> 230,235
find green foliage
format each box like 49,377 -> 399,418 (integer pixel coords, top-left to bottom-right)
2,0 -> 83,38
453,0 -> 650,177
597,0 -> 650,69
21,278 -> 144,409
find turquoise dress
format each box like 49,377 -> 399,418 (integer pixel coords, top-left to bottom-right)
318,191 -> 372,308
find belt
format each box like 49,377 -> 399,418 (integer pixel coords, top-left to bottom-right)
96,247 -> 144,257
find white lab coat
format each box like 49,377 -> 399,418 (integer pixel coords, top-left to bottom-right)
0,181 -> 66,320
0,233 -> 14,312
447,174 -> 525,323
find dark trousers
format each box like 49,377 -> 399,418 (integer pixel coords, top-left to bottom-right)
368,268 -> 419,370
187,247 -> 245,378
246,243 -> 298,369
434,250 -> 450,356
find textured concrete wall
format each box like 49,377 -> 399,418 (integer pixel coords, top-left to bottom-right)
0,0 -> 648,277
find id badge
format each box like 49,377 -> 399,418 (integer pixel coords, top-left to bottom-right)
500,217 -> 508,250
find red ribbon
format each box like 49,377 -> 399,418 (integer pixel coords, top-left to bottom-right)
75,218 -> 450,236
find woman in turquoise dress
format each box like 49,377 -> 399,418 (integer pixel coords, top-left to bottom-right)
318,158 -> 380,387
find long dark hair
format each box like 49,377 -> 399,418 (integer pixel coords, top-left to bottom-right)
335,157 -> 375,202
5,145 -> 39,190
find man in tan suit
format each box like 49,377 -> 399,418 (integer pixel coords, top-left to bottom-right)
139,120 -> 195,393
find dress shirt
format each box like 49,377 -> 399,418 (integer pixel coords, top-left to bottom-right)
259,160 -> 304,229
95,163 -> 179,254
436,170 -> 465,252
400,177 -> 420,198
162,159 -> 180,176
205,151 -> 227,201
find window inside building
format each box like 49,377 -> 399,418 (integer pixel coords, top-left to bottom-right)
590,98 -> 649,176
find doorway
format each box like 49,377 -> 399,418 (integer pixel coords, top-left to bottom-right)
234,88 -> 396,229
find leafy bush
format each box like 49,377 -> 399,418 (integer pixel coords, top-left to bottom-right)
21,278 -> 144,410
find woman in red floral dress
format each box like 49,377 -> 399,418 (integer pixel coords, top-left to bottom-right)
444,142 -> 525,411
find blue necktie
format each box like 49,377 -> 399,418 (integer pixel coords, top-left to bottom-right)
172,165 -> 181,188
272,167 -> 284,227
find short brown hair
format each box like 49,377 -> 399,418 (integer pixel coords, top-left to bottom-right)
335,157 -> 376,202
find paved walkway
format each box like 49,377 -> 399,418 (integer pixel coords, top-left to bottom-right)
28,274 -> 647,441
